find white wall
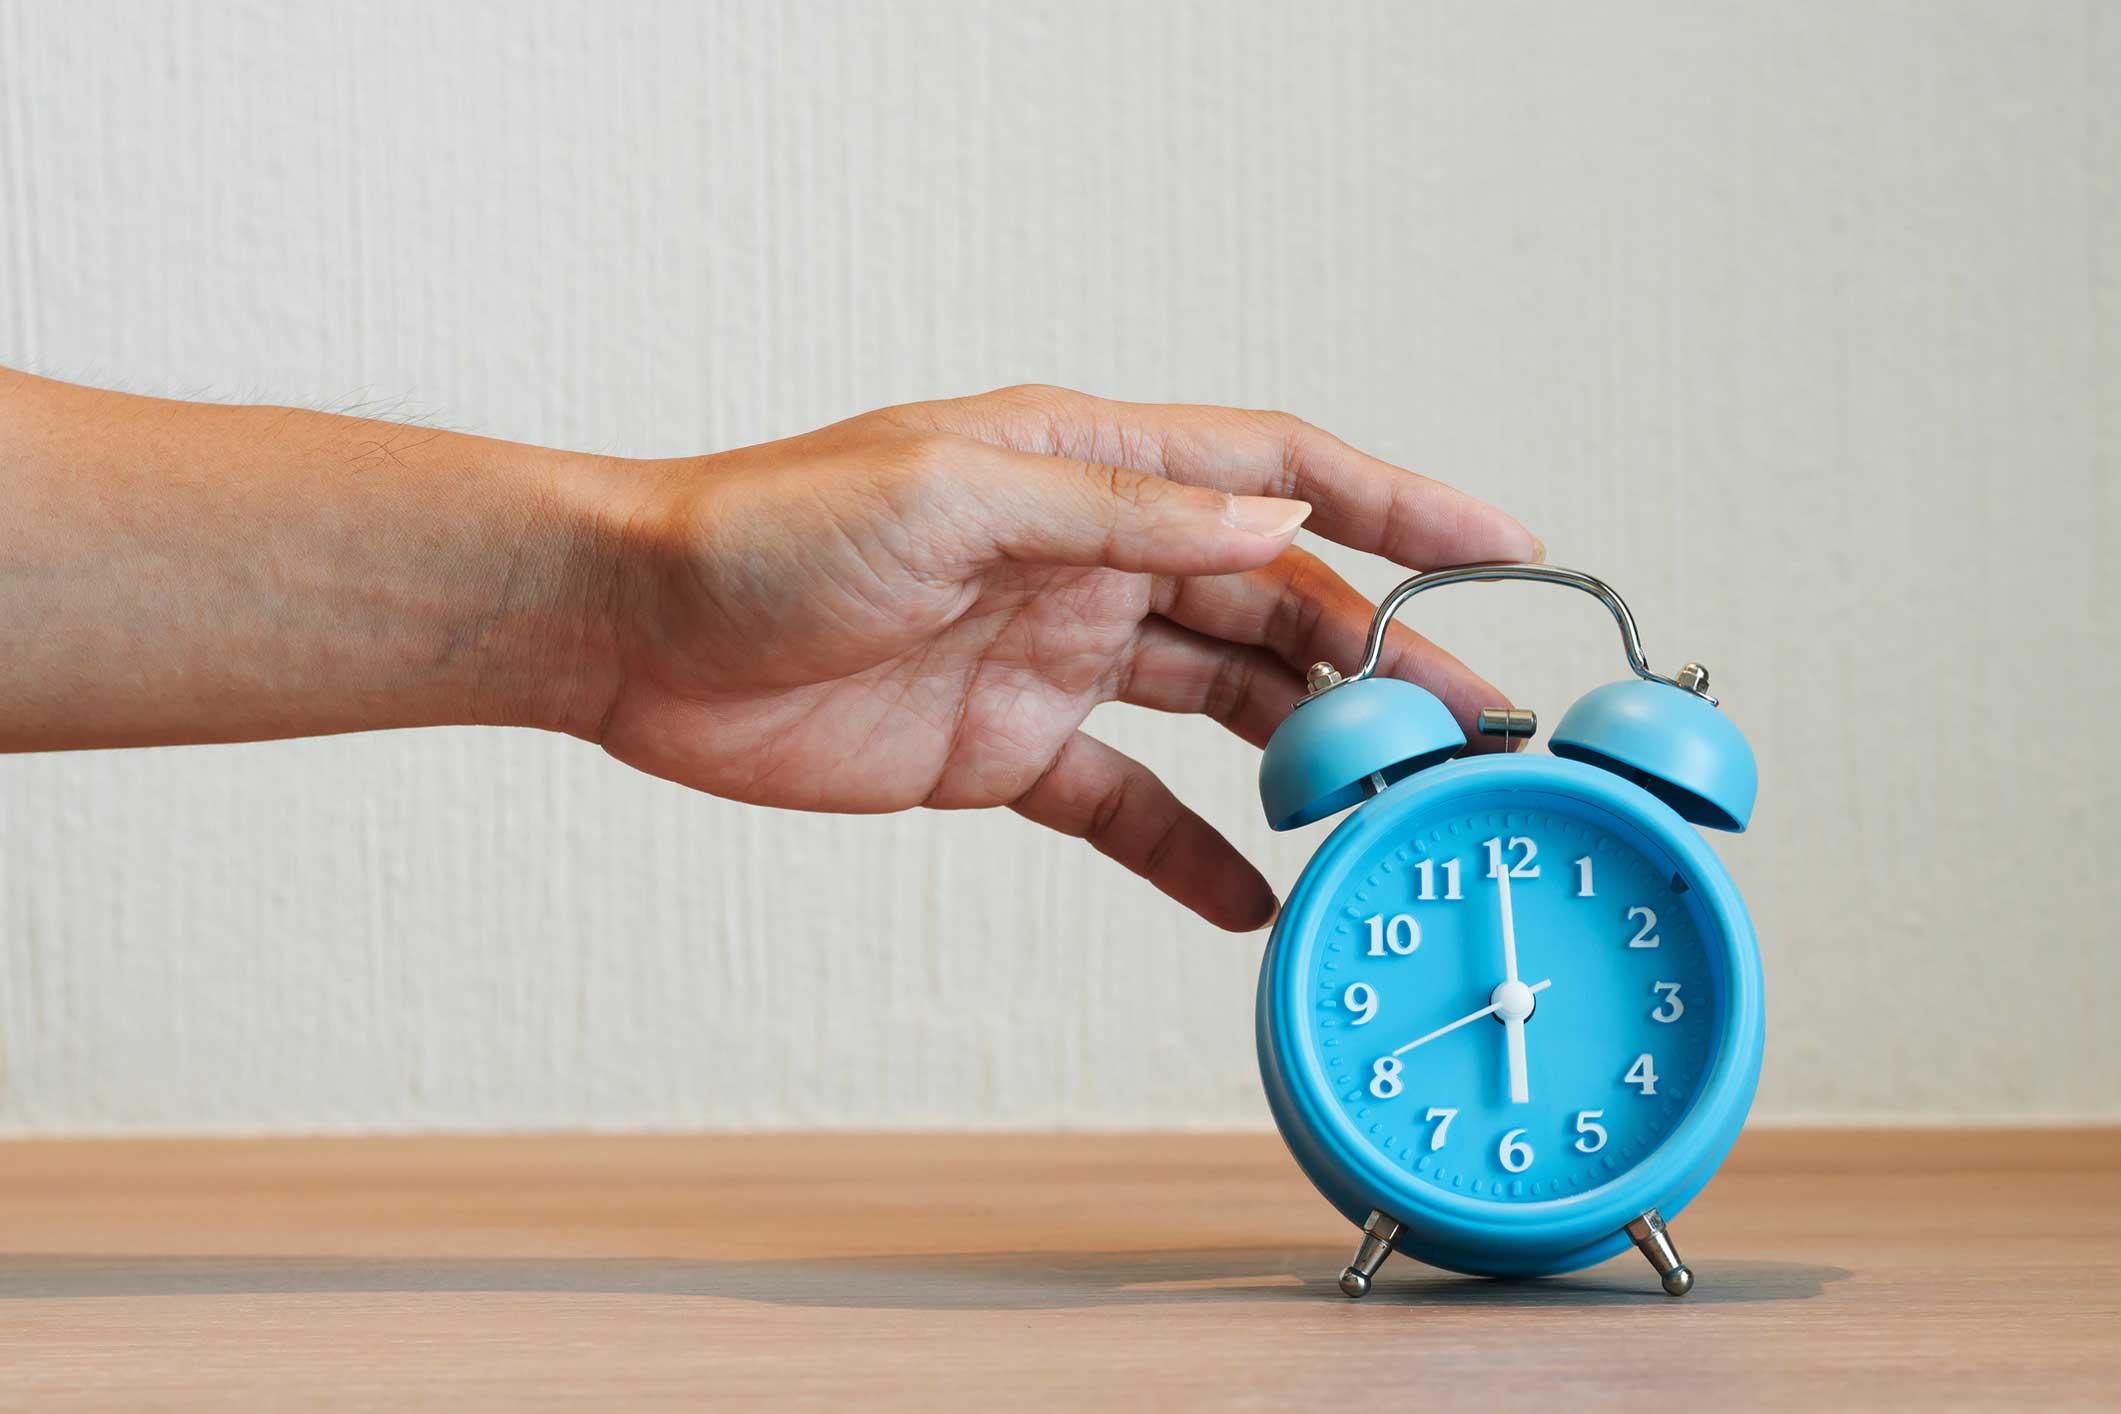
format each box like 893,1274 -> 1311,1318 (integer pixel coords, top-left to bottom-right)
0,0 -> 2114,1132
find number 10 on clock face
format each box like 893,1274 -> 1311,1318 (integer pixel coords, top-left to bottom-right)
1315,802 -> 1717,1203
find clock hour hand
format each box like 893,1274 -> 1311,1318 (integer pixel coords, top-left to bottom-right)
1391,979 -> 1551,1057
1496,864 -> 1531,1103
1502,1012 -> 1530,1105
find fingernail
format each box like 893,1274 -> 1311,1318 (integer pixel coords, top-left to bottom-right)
1528,534 -> 1548,563
1224,495 -> 1313,537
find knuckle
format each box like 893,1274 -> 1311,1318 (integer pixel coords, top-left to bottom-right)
862,431 -> 967,527
1249,408 -> 1313,449
1085,770 -> 1135,845
859,399 -> 934,434
1203,650 -> 1256,725
981,384 -> 1094,456
990,382 -> 1080,410
1247,407 -> 1312,496
1377,483 -> 1436,562
1109,640 -> 1145,706
1251,406 -> 1303,432
891,429 -> 962,486
1135,809 -> 1188,880
1264,551 -> 1327,651
1097,461 -> 1170,515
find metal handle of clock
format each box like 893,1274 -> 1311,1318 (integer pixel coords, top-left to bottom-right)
1345,562 -> 1708,700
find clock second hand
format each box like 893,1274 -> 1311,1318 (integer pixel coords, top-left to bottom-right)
1390,979 -> 1552,1057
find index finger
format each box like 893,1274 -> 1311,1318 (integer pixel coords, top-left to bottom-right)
897,384 -> 1542,570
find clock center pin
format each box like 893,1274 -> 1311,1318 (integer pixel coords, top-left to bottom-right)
1491,978 -> 1537,1023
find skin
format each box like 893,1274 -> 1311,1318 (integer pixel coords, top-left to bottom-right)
0,369 -> 1538,930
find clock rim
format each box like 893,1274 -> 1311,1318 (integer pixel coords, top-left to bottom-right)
1256,752 -> 1764,1277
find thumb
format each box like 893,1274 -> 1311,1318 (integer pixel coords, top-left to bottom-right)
962,446 -> 1313,575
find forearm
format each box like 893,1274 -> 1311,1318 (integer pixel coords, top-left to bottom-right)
0,368 -> 626,751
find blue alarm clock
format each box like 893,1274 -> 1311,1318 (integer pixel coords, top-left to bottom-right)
1254,563 -> 1762,1299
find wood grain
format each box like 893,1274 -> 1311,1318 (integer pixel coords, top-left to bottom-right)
0,1128 -> 2114,1410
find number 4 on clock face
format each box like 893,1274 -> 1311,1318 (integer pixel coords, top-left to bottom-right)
1625,1054 -> 1659,1095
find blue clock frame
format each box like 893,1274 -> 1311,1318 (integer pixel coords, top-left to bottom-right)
1250,563 -> 1764,1298
1256,753 -> 1764,1280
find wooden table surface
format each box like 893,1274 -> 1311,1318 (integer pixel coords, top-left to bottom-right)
0,1128 -> 2114,1411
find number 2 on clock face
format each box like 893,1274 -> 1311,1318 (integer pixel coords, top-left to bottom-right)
1316,803 -> 1717,1201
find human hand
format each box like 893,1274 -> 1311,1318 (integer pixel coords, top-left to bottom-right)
575,386 -> 1539,930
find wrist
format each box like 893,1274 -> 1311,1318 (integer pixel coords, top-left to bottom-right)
471,445 -> 653,743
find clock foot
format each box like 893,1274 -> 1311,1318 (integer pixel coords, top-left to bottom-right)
1337,1210 -> 1405,1298
1624,1208 -> 1693,1297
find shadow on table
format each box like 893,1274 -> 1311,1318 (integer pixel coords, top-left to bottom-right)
0,1249 -> 1846,1310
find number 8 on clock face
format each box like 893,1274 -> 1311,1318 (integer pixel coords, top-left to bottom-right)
1253,564 -> 1763,1298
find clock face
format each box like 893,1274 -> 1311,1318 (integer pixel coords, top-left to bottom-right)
1300,789 -> 1720,1205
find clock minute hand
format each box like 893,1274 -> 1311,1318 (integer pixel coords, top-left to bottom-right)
1391,980 -> 1552,1057
1496,856 -> 1521,984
